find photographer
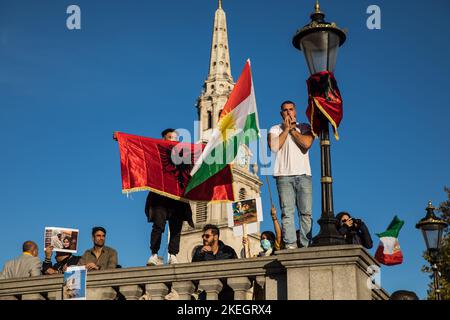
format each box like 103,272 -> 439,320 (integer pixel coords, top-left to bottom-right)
335,212 -> 373,249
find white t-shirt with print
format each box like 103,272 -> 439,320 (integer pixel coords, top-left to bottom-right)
269,123 -> 312,177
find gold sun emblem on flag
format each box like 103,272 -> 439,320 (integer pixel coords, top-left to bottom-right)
218,112 -> 237,142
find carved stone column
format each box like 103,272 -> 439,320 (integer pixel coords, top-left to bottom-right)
227,277 -> 251,300
119,285 -> 144,300
172,281 -> 195,300
145,283 -> 169,300
198,279 -> 223,300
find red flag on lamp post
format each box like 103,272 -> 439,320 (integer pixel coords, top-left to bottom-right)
306,71 -> 343,140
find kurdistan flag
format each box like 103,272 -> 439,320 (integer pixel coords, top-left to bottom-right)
374,216 -> 405,266
184,60 -> 260,197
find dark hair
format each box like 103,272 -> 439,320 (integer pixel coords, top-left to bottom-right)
62,236 -> 72,248
161,128 -> 176,138
335,211 -> 351,228
280,100 -> 296,110
22,241 -> 37,253
390,290 -> 419,300
92,226 -> 106,236
203,224 -> 220,237
261,231 -> 275,243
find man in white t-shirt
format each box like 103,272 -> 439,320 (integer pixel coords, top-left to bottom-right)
268,101 -> 314,249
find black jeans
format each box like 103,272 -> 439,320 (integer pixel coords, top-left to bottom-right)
150,206 -> 184,255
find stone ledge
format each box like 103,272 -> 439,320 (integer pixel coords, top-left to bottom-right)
0,245 -> 390,300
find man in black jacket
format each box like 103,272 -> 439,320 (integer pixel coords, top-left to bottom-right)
192,224 -> 237,262
146,128 -> 195,266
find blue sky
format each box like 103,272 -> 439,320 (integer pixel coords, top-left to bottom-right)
0,0 -> 449,299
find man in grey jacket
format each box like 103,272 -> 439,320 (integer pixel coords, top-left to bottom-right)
0,241 -> 41,279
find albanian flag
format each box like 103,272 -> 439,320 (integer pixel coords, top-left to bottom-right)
306,71 -> 343,140
115,132 -> 234,202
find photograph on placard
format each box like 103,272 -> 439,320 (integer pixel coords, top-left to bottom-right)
44,227 -> 79,253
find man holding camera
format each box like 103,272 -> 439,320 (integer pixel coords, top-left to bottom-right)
335,212 -> 373,249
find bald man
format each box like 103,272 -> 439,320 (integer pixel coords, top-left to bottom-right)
0,241 -> 41,279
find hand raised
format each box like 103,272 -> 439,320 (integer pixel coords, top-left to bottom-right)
270,206 -> 277,219
45,246 -> 54,259
345,218 -> 354,227
289,116 -> 297,131
281,116 -> 291,132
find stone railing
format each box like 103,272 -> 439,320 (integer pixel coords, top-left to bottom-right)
0,245 -> 389,300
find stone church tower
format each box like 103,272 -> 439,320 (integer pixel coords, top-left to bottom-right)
177,1 -> 263,263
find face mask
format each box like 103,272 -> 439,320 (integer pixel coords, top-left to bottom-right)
260,239 -> 272,251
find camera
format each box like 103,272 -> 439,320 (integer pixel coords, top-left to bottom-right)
349,218 -> 362,231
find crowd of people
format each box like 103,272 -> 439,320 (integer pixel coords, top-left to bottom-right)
0,226 -> 118,279
0,101 -> 374,280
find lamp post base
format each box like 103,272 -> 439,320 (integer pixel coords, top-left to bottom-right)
311,217 -> 345,246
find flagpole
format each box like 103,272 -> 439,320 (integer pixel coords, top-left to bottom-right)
243,224 -> 250,258
265,175 -> 275,210
167,228 -> 170,264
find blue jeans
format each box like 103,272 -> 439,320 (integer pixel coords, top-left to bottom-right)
275,175 -> 312,248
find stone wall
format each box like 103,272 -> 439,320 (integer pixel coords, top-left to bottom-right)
0,245 -> 389,300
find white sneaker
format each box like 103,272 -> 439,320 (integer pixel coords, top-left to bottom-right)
146,254 -> 159,266
285,244 -> 298,250
168,254 -> 178,265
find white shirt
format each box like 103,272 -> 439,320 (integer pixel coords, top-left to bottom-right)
269,123 -> 312,177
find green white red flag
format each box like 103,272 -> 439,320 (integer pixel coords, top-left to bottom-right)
374,216 -> 405,266
185,60 -> 260,196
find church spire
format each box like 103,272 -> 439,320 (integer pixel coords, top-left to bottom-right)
207,0 -> 233,84
196,0 -> 235,142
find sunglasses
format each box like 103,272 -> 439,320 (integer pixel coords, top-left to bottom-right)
202,234 -> 212,239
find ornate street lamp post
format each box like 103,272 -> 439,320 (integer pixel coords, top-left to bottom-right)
292,1 -> 347,245
416,201 -> 448,300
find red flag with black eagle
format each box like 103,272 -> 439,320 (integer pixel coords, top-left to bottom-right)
115,132 -> 234,202
306,71 -> 343,140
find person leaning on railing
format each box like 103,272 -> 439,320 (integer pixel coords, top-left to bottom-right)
42,245 -> 81,275
77,227 -> 118,271
0,241 -> 41,280
192,224 -> 237,262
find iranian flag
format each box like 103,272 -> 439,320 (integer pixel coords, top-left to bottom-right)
375,216 -> 405,266
185,60 -> 260,197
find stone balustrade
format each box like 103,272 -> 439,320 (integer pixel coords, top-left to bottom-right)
0,245 -> 389,300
